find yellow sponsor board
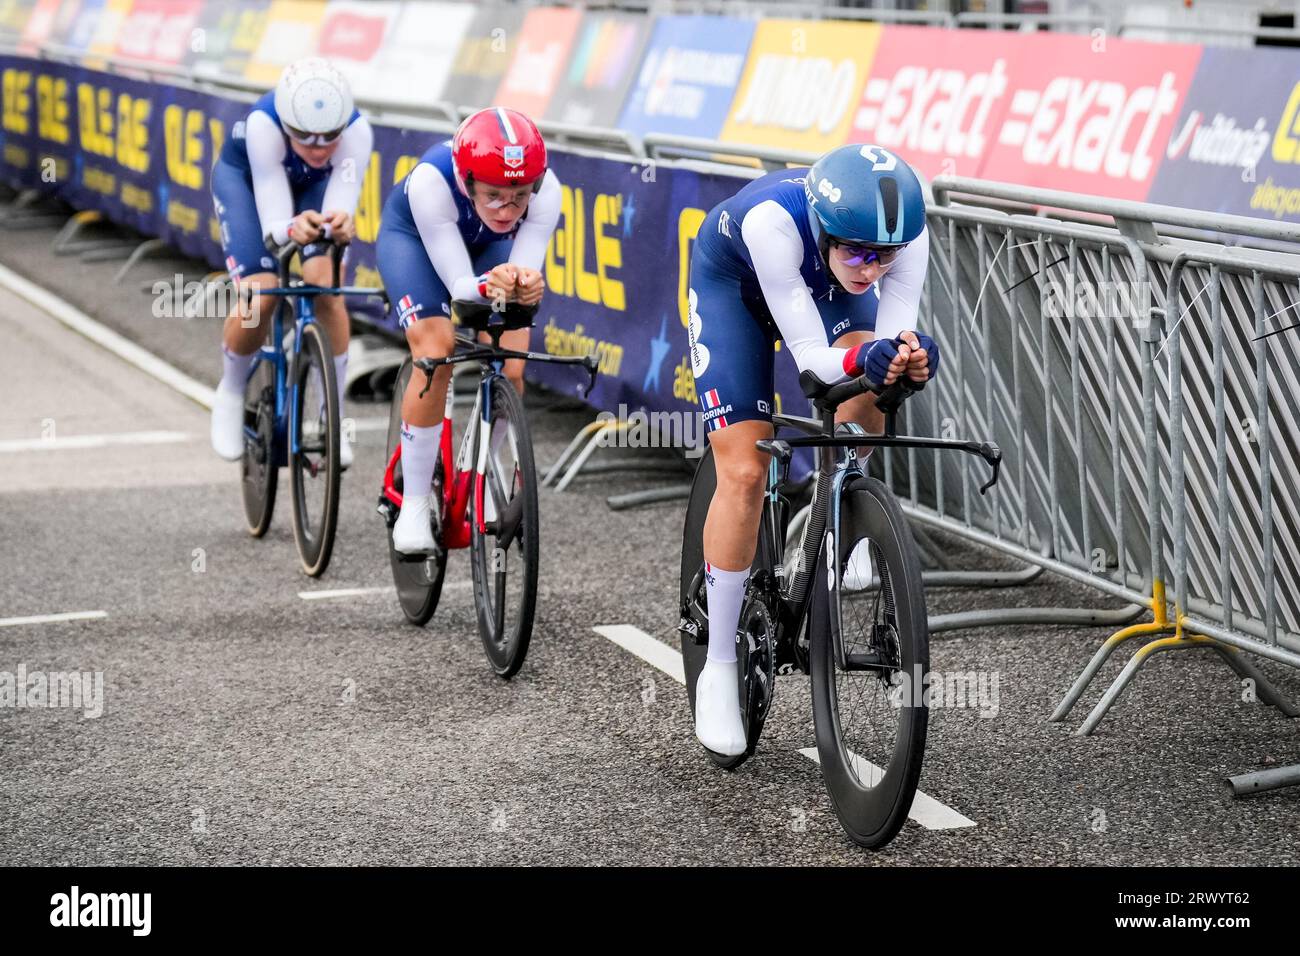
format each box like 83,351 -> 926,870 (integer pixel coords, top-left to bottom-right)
719,18 -> 880,153
244,0 -> 327,86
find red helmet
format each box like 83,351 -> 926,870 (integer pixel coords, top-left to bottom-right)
451,107 -> 547,196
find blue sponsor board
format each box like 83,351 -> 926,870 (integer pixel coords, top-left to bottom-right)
617,15 -> 755,140
1148,45 -> 1300,223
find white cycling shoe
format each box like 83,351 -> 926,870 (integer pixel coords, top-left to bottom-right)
842,539 -> 875,591
392,494 -> 436,555
210,388 -> 245,461
339,433 -> 353,470
694,658 -> 747,756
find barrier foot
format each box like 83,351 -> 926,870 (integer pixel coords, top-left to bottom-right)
1207,643 -> 1300,718
553,421 -> 629,492
1076,634 -> 1216,736
928,603 -> 1144,634
1049,618 -> 1176,722
113,238 -> 170,283
606,484 -> 693,511
1228,765 -> 1300,797
51,210 -> 102,251
79,241 -> 144,262
922,563 -> 1046,589
573,457 -> 689,477
542,418 -> 613,487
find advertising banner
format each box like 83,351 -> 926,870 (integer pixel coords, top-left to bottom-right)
719,18 -> 881,153
491,4 -> 581,118
849,25 -> 1021,181
243,0 -> 325,86
53,0 -> 106,53
315,0 -> 398,94
115,0 -> 204,66
1147,45 -> 1298,223
187,0 -> 270,78
17,0 -> 58,53
617,14 -> 754,141
85,0 -> 131,66
977,32 -> 1202,200
439,2 -> 525,111
354,1 -> 472,108
544,10 -> 650,129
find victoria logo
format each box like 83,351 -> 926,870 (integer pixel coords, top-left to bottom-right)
503,145 -> 525,168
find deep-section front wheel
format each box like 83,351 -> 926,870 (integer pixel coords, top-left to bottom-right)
809,475 -> 929,849
289,322 -> 341,577
384,359 -> 447,626
469,376 -> 539,678
240,358 -> 279,537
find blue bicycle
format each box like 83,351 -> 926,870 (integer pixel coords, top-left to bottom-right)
240,239 -> 372,577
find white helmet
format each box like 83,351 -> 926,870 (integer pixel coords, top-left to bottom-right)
274,57 -> 353,138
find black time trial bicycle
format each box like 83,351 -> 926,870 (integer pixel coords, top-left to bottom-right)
679,370 -> 1001,848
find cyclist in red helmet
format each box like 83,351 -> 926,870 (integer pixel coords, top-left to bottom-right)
376,107 -> 560,555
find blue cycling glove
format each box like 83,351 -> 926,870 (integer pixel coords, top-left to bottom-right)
843,333 -> 941,385
842,338 -> 899,385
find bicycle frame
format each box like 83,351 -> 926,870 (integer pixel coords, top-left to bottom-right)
241,241 -> 378,466
752,393 -> 1002,672
380,324 -> 598,550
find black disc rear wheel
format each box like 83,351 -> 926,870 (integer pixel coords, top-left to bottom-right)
469,377 -> 539,679
240,358 -> 278,537
289,322 -> 341,577
385,359 -> 447,626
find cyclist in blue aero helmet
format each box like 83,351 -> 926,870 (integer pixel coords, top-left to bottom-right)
687,144 -> 940,757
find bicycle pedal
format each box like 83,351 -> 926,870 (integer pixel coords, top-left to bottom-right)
677,615 -> 706,645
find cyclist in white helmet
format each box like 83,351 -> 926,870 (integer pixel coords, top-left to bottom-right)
209,57 -> 373,467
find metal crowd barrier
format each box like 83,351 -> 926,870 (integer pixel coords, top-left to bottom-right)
903,176 -> 1300,736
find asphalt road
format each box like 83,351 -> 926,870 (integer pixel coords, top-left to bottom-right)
1,197 -> 1298,865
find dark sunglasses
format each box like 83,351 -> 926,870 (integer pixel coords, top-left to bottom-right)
283,123 -> 345,146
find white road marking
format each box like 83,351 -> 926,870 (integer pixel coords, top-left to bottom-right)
347,418 -> 388,433
798,747 -> 976,830
0,610 -> 108,628
592,624 -> 685,684
0,430 -> 191,453
591,624 -> 974,832
0,261 -> 218,410
298,580 -> 472,601
299,586 -> 395,601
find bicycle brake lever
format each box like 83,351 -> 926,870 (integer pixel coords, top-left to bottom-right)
416,361 -> 436,399
583,355 -> 599,398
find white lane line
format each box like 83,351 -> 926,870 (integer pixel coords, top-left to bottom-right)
297,580 -> 472,601
798,747 -> 976,831
0,430 -> 191,453
0,610 -> 108,628
348,418 -> 388,433
592,624 -> 685,684
591,624 -> 973,832
299,586 -> 395,601
0,260 -> 217,410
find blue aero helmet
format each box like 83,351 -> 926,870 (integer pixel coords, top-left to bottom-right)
804,144 -> 926,262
